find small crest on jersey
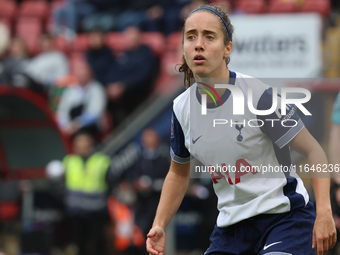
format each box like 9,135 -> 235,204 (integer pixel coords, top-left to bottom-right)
235,124 -> 244,142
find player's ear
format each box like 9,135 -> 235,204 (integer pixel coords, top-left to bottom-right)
224,41 -> 232,59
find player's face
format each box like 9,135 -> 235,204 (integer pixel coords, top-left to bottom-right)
183,11 -> 232,79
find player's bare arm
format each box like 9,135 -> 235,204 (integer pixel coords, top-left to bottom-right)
146,160 -> 190,255
288,127 -> 337,255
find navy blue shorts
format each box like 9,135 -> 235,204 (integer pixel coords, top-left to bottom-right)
205,201 -> 316,255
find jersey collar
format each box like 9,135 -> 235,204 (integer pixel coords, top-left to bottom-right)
195,70 -> 236,108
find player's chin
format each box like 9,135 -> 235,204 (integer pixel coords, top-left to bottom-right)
191,66 -> 210,77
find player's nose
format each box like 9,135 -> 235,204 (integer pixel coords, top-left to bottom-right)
195,35 -> 204,51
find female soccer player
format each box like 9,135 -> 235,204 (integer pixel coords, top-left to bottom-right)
146,5 -> 336,255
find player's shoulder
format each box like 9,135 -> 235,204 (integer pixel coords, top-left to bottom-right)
234,71 -> 273,102
235,71 -> 271,90
173,85 -> 192,102
173,85 -> 194,117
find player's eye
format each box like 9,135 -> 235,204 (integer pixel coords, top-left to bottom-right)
206,35 -> 214,40
187,35 -> 195,41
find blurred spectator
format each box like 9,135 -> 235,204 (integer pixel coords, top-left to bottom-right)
57,61 -> 107,136
332,0 -> 340,10
82,0 -> 126,32
53,0 -> 97,36
116,0 -> 159,31
26,34 -> 69,89
110,128 -> 169,255
147,0 -> 196,35
116,0 -> 193,34
53,0 -> 122,35
329,92 -> 340,255
180,0 -> 208,23
85,29 -> 115,85
158,0 -> 196,35
46,131 -> 114,255
0,22 -> 10,58
131,128 -> 169,237
0,37 -> 44,92
0,37 -> 29,86
209,0 -> 232,13
106,26 -> 156,126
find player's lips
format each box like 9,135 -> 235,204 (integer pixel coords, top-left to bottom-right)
193,54 -> 206,64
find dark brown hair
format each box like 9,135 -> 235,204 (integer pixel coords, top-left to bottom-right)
178,4 -> 234,88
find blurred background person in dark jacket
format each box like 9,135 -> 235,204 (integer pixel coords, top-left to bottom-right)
86,29 -> 115,86
0,37 -> 30,88
131,128 -> 169,237
106,26 -> 156,126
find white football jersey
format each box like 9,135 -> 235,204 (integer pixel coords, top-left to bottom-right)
170,71 -> 309,227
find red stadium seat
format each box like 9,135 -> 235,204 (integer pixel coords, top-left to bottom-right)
71,34 -> 89,53
166,31 -> 182,53
301,0 -> 331,17
0,201 -> 19,221
141,32 -> 165,57
16,17 -> 42,37
235,0 -> 267,14
0,0 -> 17,21
18,0 -> 50,21
15,17 -> 42,55
268,0 -> 300,13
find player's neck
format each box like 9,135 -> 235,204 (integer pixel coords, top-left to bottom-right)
195,68 -> 230,99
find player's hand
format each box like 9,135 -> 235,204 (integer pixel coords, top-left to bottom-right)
312,208 -> 337,255
146,226 -> 165,255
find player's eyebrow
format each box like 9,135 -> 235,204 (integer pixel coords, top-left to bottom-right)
185,29 -> 218,36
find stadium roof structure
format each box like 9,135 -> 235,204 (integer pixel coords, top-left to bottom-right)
0,85 -> 71,179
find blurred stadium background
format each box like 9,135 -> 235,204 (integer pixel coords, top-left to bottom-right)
0,0 -> 339,254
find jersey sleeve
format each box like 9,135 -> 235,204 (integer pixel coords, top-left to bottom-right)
170,111 -> 192,164
257,88 -> 304,149
331,92 -> 340,125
